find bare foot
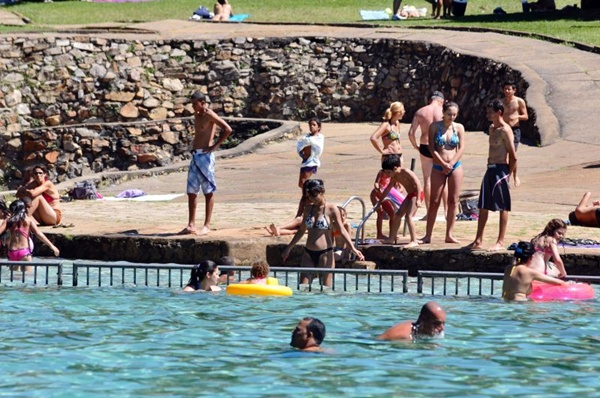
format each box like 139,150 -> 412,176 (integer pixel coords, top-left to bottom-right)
404,241 -> 419,248
383,239 -> 397,245
418,236 -> 431,244
488,243 -> 504,252
514,176 -> 521,187
464,241 -> 483,250
197,225 -> 210,236
445,236 -> 460,244
376,234 -> 389,240
264,226 -> 274,236
178,227 -> 197,235
268,224 -> 281,237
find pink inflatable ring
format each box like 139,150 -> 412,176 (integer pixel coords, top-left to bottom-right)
530,281 -> 595,301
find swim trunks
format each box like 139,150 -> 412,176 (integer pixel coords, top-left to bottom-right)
300,166 -> 318,175
419,144 -> 432,158
477,164 -> 511,212
596,208 -> 600,227
512,126 -> 521,150
187,149 -> 216,195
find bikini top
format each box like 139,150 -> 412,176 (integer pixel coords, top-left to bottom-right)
384,123 -> 400,142
42,191 -> 58,204
305,204 -> 330,230
434,123 -> 459,148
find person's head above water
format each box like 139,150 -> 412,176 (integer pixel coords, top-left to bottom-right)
187,260 -> 220,291
413,301 -> 446,338
514,241 -> 535,264
290,317 -> 326,351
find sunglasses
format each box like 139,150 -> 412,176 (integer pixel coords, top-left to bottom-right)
33,172 -> 44,175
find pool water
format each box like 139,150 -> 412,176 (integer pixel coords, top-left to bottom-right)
1,287 -> 599,397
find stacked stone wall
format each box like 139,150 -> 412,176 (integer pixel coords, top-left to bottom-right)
0,35 -> 534,184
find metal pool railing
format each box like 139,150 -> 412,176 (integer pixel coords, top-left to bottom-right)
0,259 -> 63,286
417,271 -> 600,297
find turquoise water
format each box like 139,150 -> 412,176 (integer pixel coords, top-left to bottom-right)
1,287 -> 599,397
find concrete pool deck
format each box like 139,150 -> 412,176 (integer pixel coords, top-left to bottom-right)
2,20 -> 600,272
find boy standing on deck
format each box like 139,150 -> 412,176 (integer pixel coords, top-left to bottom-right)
466,99 -> 517,252
374,154 -> 423,247
179,92 -> 232,236
502,81 -> 528,187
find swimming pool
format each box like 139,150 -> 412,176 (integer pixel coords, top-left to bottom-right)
1,287 -> 598,397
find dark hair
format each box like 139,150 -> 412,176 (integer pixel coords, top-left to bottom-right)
219,256 -> 235,266
503,81 -> 517,90
187,260 -> 218,290
382,154 -> 401,171
304,317 -> 326,345
487,98 -> 504,115
7,200 -> 28,230
308,117 -> 322,129
217,0 -> 226,4
514,241 -> 535,263
442,101 -> 459,113
250,261 -> 270,278
191,91 -> 207,102
304,179 -> 325,196
0,198 -> 8,218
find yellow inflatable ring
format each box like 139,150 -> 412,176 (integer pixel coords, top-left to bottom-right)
226,277 -> 293,296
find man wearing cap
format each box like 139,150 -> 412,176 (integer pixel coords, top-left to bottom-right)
408,91 -> 445,218
179,91 -> 233,236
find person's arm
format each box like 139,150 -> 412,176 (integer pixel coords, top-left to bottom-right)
518,98 -> 529,122
30,222 -> 60,257
282,211 -> 308,262
549,240 -> 567,278
207,110 -> 233,152
576,192 -> 593,212
374,170 -> 383,191
375,179 -> 394,210
407,114 -> 421,151
370,123 -> 388,155
24,181 -> 54,198
529,268 -> 567,286
502,126 -> 517,176
330,205 -> 364,260
0,220 -> 6,236
450,123 -> 466,165
428,122 -> 446,167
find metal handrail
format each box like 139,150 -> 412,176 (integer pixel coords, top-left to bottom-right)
340,195 -> 367,247
353,197 -> 396,245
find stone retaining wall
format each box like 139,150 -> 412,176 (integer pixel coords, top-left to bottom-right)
1,35 -> 535,184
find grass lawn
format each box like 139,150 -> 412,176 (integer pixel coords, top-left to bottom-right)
1,0 -> 600,47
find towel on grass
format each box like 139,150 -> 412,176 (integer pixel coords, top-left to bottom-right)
359,10 -> 390,21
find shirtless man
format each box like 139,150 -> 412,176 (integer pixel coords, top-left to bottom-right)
290,317 -> 326,352
378,301 -> 446,341
180,92 -> 232,235
408,91 -> 445,218
502,82 -> 528,187
568,192 -> 600,228
466,99 -> 517,252
502,241 -> 567,301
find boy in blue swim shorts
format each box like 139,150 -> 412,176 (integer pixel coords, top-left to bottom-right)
180,92 -> 232,236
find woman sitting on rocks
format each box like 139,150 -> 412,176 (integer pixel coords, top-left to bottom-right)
16,165 -> 62,226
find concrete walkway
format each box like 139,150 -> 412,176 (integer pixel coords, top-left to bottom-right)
2,19 -> 600,262
0,7 -> 25,26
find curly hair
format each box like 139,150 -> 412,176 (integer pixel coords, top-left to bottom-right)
250,261 -> 270,279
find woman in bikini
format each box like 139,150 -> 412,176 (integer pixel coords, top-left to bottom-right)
182,260 -> 222,292
282,179 -> 364,287
370,101 -> 405,165
16,165 -> 62,226
420,101 -> 465,245
529,219 -> 568,278
0,200 -> 59,271
502,241 -> 566,301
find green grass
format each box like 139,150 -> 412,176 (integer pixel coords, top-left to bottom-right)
2,0 -> 600,47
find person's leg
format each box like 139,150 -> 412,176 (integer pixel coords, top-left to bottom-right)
421,169 -> 446,243
29,196 -> 58,226
466,209 -> 488,249
420,154 -> 433,219
197,192 -> 213,235
386,198 -> 412,244
445,167 -> 463,243
181,193 -> 199,234
489,210 -> 509,251
319,249 -> 335,288
298,169 -> 313,189
300,250 -> 314,285
393,0 -> 403,14
404,200 -> 419,247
